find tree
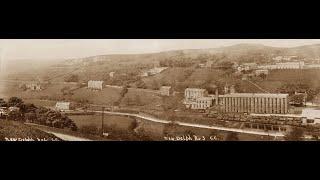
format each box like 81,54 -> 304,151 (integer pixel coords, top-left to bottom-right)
136,80 -> 147,89
64,74 -> 79,82
61,86 -> 73,96
19,84 -> 27,91
259,73 -> 267,80
284,127 -> 305,141
120,86 -> 128,97
19,103 -> 37,113
0,98 -> 7,107
151,80 -> 160,90
225,132 -> 239,141
8,97 -> 24,107
290,94 -> 305,106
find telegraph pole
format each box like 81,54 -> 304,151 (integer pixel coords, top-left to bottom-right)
101,106 -> 105,136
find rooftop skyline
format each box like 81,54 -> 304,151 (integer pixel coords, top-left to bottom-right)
1,39 -> 320,61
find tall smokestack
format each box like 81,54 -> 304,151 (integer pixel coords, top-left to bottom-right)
215,88 -> 219,105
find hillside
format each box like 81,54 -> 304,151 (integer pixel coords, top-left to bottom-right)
6,43 -> 320,83
0,120 -> 60,141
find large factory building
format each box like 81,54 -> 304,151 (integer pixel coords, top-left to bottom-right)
219,93 -> 289,114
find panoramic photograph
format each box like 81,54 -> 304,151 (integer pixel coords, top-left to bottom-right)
1,39 -> 320,141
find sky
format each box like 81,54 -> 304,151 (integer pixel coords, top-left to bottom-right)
1,39 -> 320,61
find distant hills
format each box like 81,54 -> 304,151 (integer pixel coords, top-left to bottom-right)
62,43 -> 320,66
5,43 -> 320,76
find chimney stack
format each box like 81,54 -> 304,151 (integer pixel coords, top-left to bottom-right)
215,89 -> 219,105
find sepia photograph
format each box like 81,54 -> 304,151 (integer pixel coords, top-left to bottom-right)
1,39 -> 320,141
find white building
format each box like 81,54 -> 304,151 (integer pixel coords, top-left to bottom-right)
184,88 -> 208,102
88,80 -> 104,90
304,64 -> 320,69
25,83 -> 42,91
242,63 -> 258,71
109,72 -> 115,78
184,88 -> 214,110
258,61 -> 304,70
301,108 -> 320,124
255,69 -> 269,76
190,97 -> 213,110
159,86 -> 172,96
55,102 -> 70,111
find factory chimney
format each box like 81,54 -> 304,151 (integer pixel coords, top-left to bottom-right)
215,88 -> 219,105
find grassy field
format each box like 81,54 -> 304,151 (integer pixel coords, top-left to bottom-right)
71,86 -> 121,105
120,88 -> 163,108
141,67 -> 194,88
69,114 -> 136,131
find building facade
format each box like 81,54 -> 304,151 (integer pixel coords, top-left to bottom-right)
190,97 -> 213,110
26,83 -> 42,91
55,102 -> 70,111
184,88 -> 213,110
88,80 -> 104,90
219,93 -> 289,114
255,69 -> 269,76
159,86 -> 172,96
258,61 -> 304,70
184,88 -> 208,102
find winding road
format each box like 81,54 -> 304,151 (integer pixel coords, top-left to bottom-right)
87,110 -> 285,137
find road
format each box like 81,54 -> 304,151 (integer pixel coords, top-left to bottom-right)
85,110 -> 285,137
45,131 -> 92,141
25,123 -> 93,141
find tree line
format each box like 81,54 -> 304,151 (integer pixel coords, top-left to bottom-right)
0,97 -> 77,131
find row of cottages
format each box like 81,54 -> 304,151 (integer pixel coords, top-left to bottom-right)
19,82 -> 42,91
88,80 -> 104,90
26,83 -> 42,91
258,61 -> 305,70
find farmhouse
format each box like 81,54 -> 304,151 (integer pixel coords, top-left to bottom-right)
0,108 -> 8,117
255,69 -> 269,76
159,86 -> 172,96
24,83 -> 42,91
88,80 -> 104,90
55,102 -> 71,111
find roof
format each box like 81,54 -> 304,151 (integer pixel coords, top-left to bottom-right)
160,86 -> 171,89
56,102 -> 70,105
88,80 -> 104,83
185,88 -> 207,92
301,108 -> 320,119
196,97 -> 213,101
220,93 -> 289,98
